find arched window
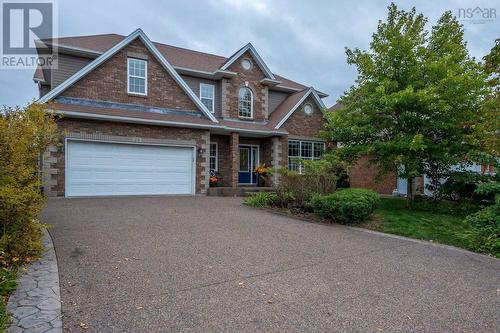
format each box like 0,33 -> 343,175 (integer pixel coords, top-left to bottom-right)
238,87 -> 253,118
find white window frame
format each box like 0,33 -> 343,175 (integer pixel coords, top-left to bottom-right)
200,83 -> 215,113
209,142 -> 218,171
288,140 -> 325,173
238,87 -> 253,119
127,58 -> 147,96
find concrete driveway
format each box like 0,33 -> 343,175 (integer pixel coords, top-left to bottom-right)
42,197 -> 499,332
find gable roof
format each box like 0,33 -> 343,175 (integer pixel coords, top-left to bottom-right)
270,87 -> 326,129
219,43 -> 276,80
37,29 -> 218,123
39,33 -> 327,95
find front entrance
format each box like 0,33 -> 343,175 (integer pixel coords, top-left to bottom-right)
238,145 -> 259,184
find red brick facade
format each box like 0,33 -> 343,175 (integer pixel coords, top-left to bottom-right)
62,39 -> 199,112
348,156 -> 397,194
282,96 -> 325,137
209,134 -> 231,187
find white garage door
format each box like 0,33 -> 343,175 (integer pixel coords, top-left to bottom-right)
66,140 -> 195,197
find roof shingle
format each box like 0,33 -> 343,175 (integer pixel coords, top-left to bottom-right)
43,33 -> 311,90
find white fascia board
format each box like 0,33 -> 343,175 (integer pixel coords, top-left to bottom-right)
37,28 -> 218,123
220,43 -> 276,80
275,88 -> 326,129
136,32 -> 218,122
173,66 -> 237,79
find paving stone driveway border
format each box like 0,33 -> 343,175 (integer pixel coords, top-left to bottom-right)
7,228 -> 62,333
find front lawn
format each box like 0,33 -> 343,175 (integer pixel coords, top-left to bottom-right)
361,198 -> 476,250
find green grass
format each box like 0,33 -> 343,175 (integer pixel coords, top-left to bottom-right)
0,268 -> 18,332
362,197 -> 474,249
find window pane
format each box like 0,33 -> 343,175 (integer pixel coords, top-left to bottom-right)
129,77 -> 145,94
129,59 -> 146,78
313,142 -> 324,159
201,84 -> 214,98
201,98 -> 213,112
301,142 -> 312,158
288,140 -> 300,157
209,143 -> 217,171
239,148 -> 249,171
210,157 -> 217,171
288,158 -> 301,172
238,88 -> 252,118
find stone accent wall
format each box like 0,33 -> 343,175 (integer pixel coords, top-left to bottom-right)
262,86 -> 269,120
260,135 -> 287,185
282,96 -> 325,137
61,39 -> 199,111
41,145 -> 59,197
229,133 -> 239,187
348,155 -> 397,194
221,79 -> 230,118
43,118 -> 210,196
223,51 -> 267,121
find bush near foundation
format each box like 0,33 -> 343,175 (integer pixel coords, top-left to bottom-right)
309,188 -> 380,224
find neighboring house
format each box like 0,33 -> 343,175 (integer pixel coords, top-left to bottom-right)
328,104 -> 397,195
35,29 -> 328,197
328,105 -> 496,196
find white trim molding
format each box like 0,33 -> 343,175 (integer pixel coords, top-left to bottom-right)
64,138 -> 196,197
199,82 -> 215,113
238,87 -> 253,119
275,88 -> 326,129
220,43 -> 276,80
37,28 -> 218,123
127,58 -> 148,96
209,141 -> 218,171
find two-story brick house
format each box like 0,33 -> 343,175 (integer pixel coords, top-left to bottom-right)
35,29 -> 328,197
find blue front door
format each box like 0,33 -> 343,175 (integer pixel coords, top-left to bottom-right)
238,146 -> 258,184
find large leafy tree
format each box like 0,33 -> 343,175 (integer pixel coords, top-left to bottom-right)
471,39 -> 499,162
323,3 -> 488,202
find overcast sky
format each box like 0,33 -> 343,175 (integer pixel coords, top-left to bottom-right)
0,0 -> 498,108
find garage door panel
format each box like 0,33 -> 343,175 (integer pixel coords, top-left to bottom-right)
66,141 -> 195,197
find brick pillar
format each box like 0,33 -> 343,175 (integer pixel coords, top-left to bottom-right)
230,132 -> 239,187
200,131 -> 211,194
269,135 -> 288,185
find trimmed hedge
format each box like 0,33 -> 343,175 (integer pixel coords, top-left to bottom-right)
309,188 -> 379,224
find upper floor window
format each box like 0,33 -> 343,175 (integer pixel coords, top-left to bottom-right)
200,83 -> 215,113
127,58 -> 147,95
238,87 -> 253,119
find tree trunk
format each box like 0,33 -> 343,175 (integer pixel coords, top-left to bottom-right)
406,177 -> 414,208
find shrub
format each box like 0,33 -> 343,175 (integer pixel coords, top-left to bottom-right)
462,205 -> 500,257
440,171 -> 498,201
0,103 -> 57,267
243,192 -> 278,208
309,188 -> 380,224
273,159 -> 338,209
474,182 -> 500,200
